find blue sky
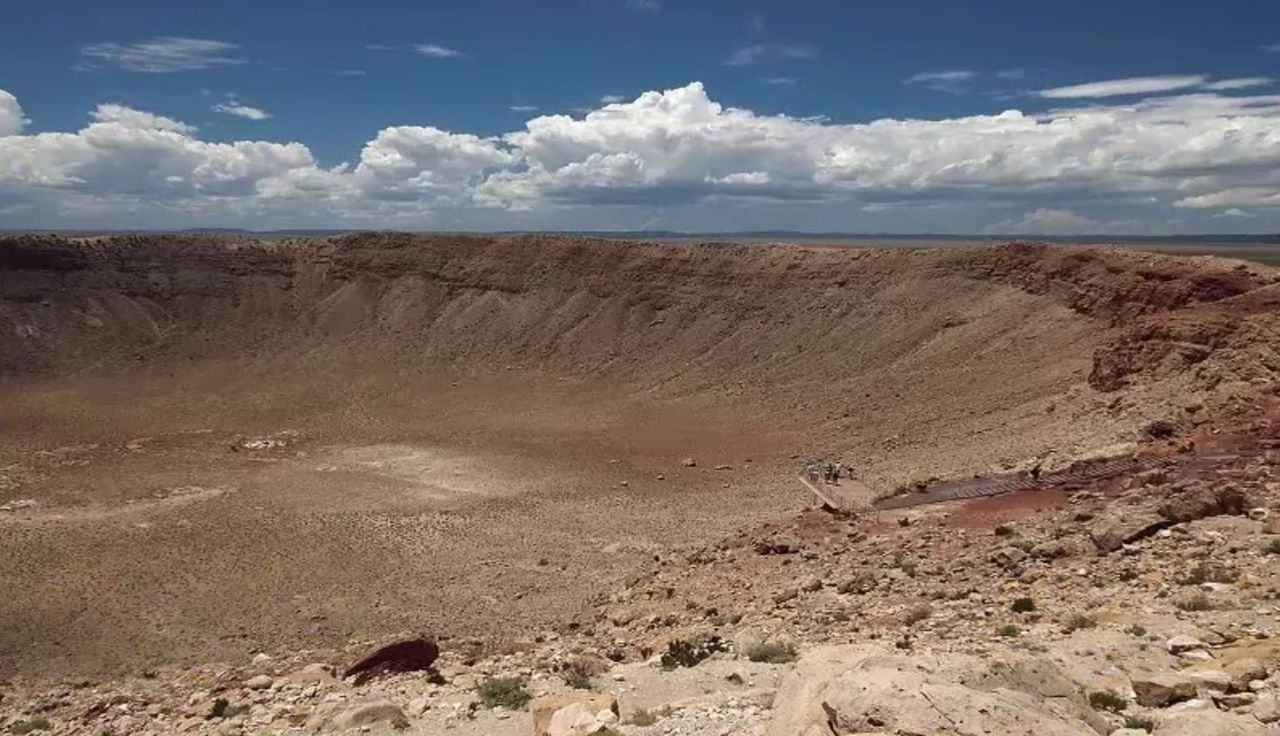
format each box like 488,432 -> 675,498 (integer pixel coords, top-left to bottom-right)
2,0 -> 1280,233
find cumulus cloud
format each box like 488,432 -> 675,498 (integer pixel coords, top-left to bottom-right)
415,44 -> 464,59
2,82 -> 1280,229
599,94 -> 626,104
0,90 -> 28,136
725,43 -> 818,67
80,37 -> 245,73
211,100 -> 271,121
986,208 -> 1095,234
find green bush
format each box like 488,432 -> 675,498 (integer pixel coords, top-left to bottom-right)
996,624 -> 1021,638
1176,593 -> 1213,612
744,640 -> 798,664
904,604 -> 933,626
1062,614 -> 1097,633
1124,715 -> 1155,732
1011,597 -> 1036,613
1089,689 -> 1127,713
626,708 -> 660,726
476,677 -> 531,710
660,636 -> 726,669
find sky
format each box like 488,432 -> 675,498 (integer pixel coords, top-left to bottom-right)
2,0 -> 1280,234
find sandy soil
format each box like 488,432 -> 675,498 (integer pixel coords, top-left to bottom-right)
1,233 -> 1276,680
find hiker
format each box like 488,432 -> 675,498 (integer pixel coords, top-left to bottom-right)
832,461 -> 844,485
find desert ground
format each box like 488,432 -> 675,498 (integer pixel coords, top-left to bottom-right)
2,233 -> 1280,735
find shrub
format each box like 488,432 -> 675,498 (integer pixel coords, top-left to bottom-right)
10,719 -> 51,735
1124,715 -> 1155,732
744,640 -> 798,664
660,636 -> 726,670
476,677 -> 531,710
1125,624 -> 1148,637
904,604 -> 933,626
1176,593 -> 1213,611
1011,597 -> 1036,613
996,624 -> 1021,638
560,657 -> 596,690
1178,561 -> 1238,585
1062,614 -> 1097,633
1265,539 -> 1280,555
626,708 -> 661,726
1089,689 -> 1127,713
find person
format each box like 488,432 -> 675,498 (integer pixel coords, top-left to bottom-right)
833,461 -> 844,484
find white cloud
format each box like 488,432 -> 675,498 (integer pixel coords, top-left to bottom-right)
905,70 -> 977,85
415,44 -> 464,59
2,82 -> 1280,230
336,69 -> 367,77
725,43 -> 818,67
1038,75 -> 1208,98
761,76 -> 798,85
1202,77 -> 1272,90
0,89 -> 28,136
1213,208 -> 1256,218
600,95 -> 626,104
80,37 -> 245,73
93,103 -> 195,134
904,70 -> 979,93
509,105 -> 539,113
1175,188 -> 1280,209
987,208 -> 1094,234
211,101 -> 271,121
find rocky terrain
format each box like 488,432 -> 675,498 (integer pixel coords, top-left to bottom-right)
2,233 -> 1279,734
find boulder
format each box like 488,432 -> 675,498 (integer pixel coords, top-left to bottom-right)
1167,636 -> 1207,655
1186,669 -> 1231,693
767,646 -> 1093,736
245,674 -> 274,690
1132,673 -> 1197,707
1224,657 -> 1268,690
547,701 -> 619,736
1152,708 -> 1270,735
342,636 -> 439,685
531,693 -> 618,736
1158,483 -> 1250,523
1252,691 -> 1280,723
308,700 -> 410,732
1090,511 -> 1169,553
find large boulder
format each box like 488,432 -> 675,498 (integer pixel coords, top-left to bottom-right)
767,646 -> 1098,736
342,636 -> 439,685
531,692 -> 618,736
1152,707 -> 1271,735
307,700 -> 409,733
1090,510 -> 1169,552
1132,673 -> 1197,707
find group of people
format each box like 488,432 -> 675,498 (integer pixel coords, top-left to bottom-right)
804,459 -> 846,485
